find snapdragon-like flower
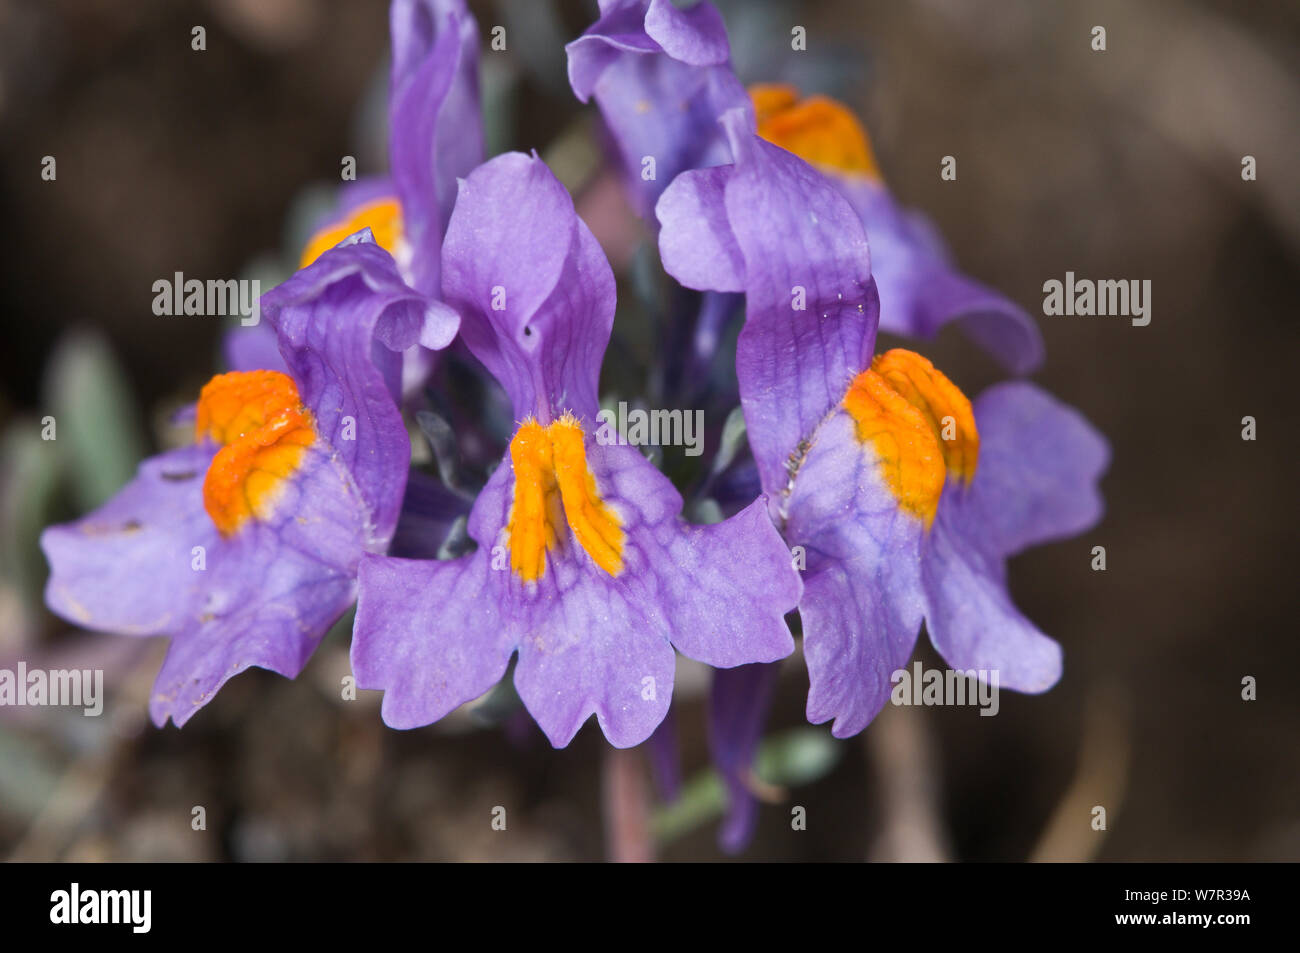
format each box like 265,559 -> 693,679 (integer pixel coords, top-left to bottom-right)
566,0 -> 748,218
301,0 -> 481,293
41,239 -> 435,726
657,111 -> 1108,846
352,152 -> 801,749
748,83 -> 1043,374
567,3 -> 1040,374
225,0 -> 477,375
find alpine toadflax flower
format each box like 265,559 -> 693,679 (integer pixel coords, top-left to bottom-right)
225,0 -> 477,377
42,238 -> 441,726
352,151 -> 802,748
566,0 -> 748,218
299,0 -> 482,295
657,110 -> 1107,842
567,0 -> 1040,373
747,83 -> 1044,374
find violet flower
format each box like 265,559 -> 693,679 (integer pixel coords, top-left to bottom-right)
749,83 -> 1043,374
352,152 -> 801,749
567,3 -> 1040,372
41,238 -> 445,726
225,0 -> 476,375
657,110 -> 1108,847
566,0 -> 748,219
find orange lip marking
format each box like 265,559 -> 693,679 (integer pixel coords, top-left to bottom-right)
299,196 -> 403,270
842,349 -> 978,527
195,370 -> 316,536
749,82 -> 882,180
505,414 -> 625,582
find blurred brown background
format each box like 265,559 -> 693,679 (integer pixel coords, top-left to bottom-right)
0,0 -> 1296,861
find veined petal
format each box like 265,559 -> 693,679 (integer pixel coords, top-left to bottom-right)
566,0 -> 748,217
44,239 -> 419,726
784,409 -> 927,737
262,238 -> 437,546
354,548 -> 512,730
440,152 -> 615,423
356,153 -> 800,748
709,661 -> 781,853
658,109 -> 879,499
390,0 -> 483,296
920,382 -> 1107,691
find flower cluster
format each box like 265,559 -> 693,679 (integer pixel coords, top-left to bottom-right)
41,0 -> 1107,851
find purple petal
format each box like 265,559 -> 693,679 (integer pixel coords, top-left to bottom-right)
648,493 -> 797,668
655,165 -> 744,292
838,178 -> 1044,374
643,0 -> 730,66
509,567 -> 678,749
709,661 -> 780,853
918,382 -> 1108,691
961,381 -> 1110,558
440,152 -> 615,422
262,239 -> 431,545
566,0 -> 748,217
42,446 -> 221,639
389,0 -> 483,296
784,410 -> 927,738
222,321 -> 288,375
659,110 -> 879,498
921,513 -> 1063,694
353,548 -> 513,730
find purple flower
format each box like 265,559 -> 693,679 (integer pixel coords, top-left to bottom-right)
225,0 -> 475,376
305,0 -> 481,295
750,84 -> 1044,374
352,152 -> 801,749
567,0 -> 1040,373
659,110 -> 1107,846
566,0 -> 748,218
41,239 -> 437,726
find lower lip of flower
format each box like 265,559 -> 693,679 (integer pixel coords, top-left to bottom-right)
842,349 -> 978,527
195,370 -> 316,536
506,414 -> 625,581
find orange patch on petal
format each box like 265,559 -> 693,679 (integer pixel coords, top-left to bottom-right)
505,419 -> 562,582
195,371 -> 315,536
505,415 -> 624,582
842,350 -> 977,527
748,83 -> 882,180
871,349 -> 978,485
550,415 -> 625,577
299,197 -> 403,270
